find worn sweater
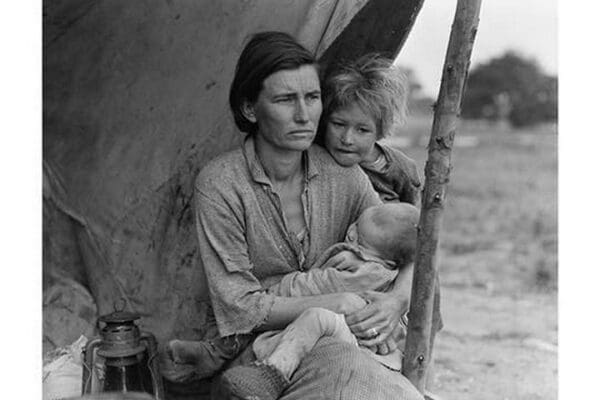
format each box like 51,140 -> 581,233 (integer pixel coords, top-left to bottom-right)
362,143 -> 421,205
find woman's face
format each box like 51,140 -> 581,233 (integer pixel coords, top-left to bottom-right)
324,103 -> 378,167
246,65 -> 322,153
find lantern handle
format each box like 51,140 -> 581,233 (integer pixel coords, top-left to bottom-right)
140,332 -> 165,400
81,337 -> 103,395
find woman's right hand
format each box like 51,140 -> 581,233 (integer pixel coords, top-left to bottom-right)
336,292 -> 368,316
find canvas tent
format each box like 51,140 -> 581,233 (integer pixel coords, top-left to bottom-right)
43,0 -> 425,353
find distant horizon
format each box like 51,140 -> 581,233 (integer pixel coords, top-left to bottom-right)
396,0 -> 557,98
403,48 -> 556,101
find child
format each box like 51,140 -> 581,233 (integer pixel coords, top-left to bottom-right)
267,202 -> 417,298
167,203 -> 419,398
321,52 -> 443,365
318,54 -> 421,206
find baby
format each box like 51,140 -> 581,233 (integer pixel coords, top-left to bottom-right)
164,203 -> 419,395
267,202 -> 417,298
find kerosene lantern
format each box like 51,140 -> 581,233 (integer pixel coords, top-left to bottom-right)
81,307 -> 165,399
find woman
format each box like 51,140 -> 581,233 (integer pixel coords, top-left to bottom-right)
194,32 -> 422,399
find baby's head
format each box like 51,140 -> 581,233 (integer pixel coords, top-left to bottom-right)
345,203 -> 419,267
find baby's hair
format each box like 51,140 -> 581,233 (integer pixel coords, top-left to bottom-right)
360,203 -> 419,268
321,54 -> 409,139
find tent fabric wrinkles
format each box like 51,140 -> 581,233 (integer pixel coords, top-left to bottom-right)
43,0 -> 421,352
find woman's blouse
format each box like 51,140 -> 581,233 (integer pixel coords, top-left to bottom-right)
194,136 -> 381,337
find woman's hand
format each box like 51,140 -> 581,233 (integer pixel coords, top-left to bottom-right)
373,322 -> 407,354
336,292 -> 368,316
345,290 -> 406,346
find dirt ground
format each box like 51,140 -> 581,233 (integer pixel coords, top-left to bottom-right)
390,118 -> 558,400
431,285 -> 556,399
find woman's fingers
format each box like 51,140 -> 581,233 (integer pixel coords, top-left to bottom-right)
345,291 -> 405,346
320,252 -> 347,270
346,305 -> 392,332
357,318 -> 405,348
345,303 -> 383,326
391,321 -> 407,341
365,345 -> 377,353
376,341 -> 390,355
350,320 -> 387,339
347,313 -> 386,337
346,291 -> 401,325
321,251 -> 361,270
359,290 -> 385,303
357,324 -> 393,346
385,337 -> 398,352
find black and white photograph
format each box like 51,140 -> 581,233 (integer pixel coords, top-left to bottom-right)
4,0 -> 583,399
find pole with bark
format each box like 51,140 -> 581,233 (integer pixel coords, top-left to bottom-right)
402,0 -> 482,394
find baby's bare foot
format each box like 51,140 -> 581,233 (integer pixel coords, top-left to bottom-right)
168,339 -> 208,364
160,345 -> 198,383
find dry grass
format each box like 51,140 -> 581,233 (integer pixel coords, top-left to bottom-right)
388,116 -> 558,399
390,116 -> 558,294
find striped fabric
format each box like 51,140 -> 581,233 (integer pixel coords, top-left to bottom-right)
279,337 -> 423,400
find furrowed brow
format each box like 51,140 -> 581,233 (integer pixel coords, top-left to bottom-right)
272,91 -> 298,99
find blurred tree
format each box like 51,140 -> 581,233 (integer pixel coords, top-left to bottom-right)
398,66 -> 423,97
396,66 -> 436,116
462,51 -> 557,127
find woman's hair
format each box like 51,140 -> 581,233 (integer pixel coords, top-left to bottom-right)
229,31 -> 318,135
320,54 -> 409,139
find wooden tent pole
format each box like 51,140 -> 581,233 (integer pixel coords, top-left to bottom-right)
402,0 -> 482,393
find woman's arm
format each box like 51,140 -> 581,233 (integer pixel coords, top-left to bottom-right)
268,253 -> 398,298
258,292 -> 367,331
195,173 -> 368,336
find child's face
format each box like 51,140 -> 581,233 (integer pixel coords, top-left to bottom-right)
324,103 -> 378,167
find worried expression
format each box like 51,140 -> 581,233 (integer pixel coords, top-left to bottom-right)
245,65 -> 322,153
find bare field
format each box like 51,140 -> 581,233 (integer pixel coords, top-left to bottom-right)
389,117 -> 558,399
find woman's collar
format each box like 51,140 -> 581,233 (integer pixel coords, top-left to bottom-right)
243,135 -> 320,185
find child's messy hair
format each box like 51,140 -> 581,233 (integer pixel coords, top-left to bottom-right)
321,54 -> 409,139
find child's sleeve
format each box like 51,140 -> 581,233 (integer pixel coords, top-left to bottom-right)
267,253 -> 398,297
375,144 -> 422,205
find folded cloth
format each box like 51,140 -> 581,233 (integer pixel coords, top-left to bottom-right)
43,335 -> 88,400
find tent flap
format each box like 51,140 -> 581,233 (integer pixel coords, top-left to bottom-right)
43,0 -> 423,345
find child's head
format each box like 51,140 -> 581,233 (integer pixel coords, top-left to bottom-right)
345,203 -> 419,267
319,54 -> 409,166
